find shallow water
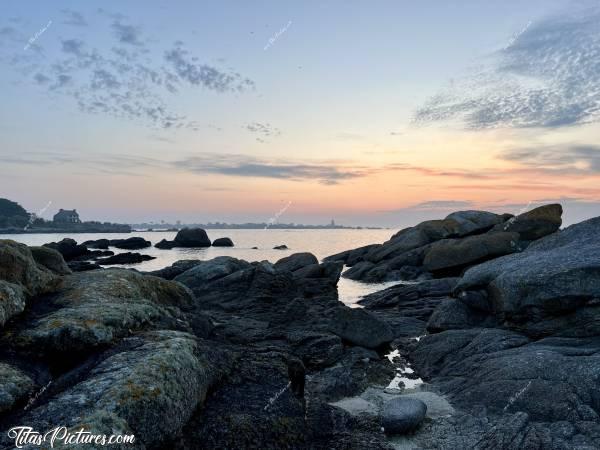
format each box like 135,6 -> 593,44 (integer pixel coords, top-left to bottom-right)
1,229 -> 399,305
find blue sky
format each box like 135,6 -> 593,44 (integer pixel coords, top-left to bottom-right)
1,0 -> 600,227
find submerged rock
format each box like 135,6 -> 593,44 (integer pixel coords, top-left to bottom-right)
211,237 -> 234,247
96,252 -> 156,265
109,237 -> 152,250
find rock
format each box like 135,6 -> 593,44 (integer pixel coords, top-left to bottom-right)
324,244 -> 380,266
96,252 -> 156,265
43,238 -> 89,261
82,238 -> 110,249
274,252 -> 319,272
12,269 -> 195,355
286,331 -> 344,368
358,278 -> 460,309
0,281 -> 26,327
155,238 -> 177,249
109,237 -> 152,250
212,237 -> 234,247
456,216 -> 600,337
327,307 -> 393,349
29,246 -> 72,275
273,244 -> 288,250
342,261 -> 376,280
0,362 -> 35,413
173,256 -> 252,290
0,240 -> 57,296
423,231 -> 521,274
174,228 -> 211,247
381,397 -> 427,434
146,260 -> 203,280
426,298 -> 493,333
498,203 -> 562,240
444,210 -> 504,235
67,261 -> 102,272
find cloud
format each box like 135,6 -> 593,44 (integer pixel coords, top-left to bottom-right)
61,10 -> 87,27
164,44 -> 255,93
245,122 -> 280,142
501,144 -> 600,174
410,200 -> 474,210
0,13 -> 255,130
414,5 -> 600,129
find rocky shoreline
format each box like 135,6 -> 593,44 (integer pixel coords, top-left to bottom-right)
0,203 -> 598,449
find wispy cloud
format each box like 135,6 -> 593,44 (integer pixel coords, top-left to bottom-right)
414,5 -> 600,129
245,122 -> 280,142
0,11 -> 255,130
501,144 -> 600,174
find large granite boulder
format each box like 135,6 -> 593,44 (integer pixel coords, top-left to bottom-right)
326,307 -> 393,349
274,252 -> 319,272
174,228 -> 211,247
422,231 -> 521,274
29,246 -> 72,275
12,269 -> 195,355
496,203 -> 562,240
455,216 -> 600,337
0,240 -> 58,297
173,257 -> 252,290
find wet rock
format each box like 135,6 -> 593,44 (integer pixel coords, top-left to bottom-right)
381,397 -> 427,434
43,238 -> 90,261
67,261 -> 102,272
286,331 -> 344,368
155,238 -> 178,249
96,252 -> 156,265
83,238 -> 110,249
323,244 -> 380,266
274,252 -> 318,272
273,244 -> 288,250
211,237 -> 234,247
109,237 -> 152,250
29,246 -> 72,275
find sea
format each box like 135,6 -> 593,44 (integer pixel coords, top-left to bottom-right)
1,229 -> 402,307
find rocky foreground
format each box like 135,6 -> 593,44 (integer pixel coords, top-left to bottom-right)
0,203 -> 598,449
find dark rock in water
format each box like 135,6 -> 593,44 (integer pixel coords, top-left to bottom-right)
109,236 -> 151,250
174,228 -> 211,247
212,237 -> 234,247
70,249 -> 114,262
381,397 -> 427,434
145,259 -> 203,280
251,246 -> 259,249
67,261 -> 102,272
273,244 -> 288,250
95,252 -> 156,265
29,246 -> 72,275
155,238 -> 177,249
327,307 -> 393,349
43,238 -> 89,261
274,252 -> 318,272
359,278 -> 460,309
82,238 -> 109,249
323,244 -> 380,266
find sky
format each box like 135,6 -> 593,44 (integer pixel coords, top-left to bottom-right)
1,0 -> 600,227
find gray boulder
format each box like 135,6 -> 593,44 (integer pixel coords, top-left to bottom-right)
274,252 -> 318,272
381,397 -> 427,434
174,256 -> 251,290
423,231 -> 520,273
456,216 -> 600,337
146,259 -> 203,280
327,307 -> 393,348
0,240 -> 58,296
498,203 -> 562,240
0,281 -> 26,327
0,362 -> 35,413
174,228 -> 211,247
30,246 -> 72,275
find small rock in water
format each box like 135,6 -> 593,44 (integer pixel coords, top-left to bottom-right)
273,245 -> 288,250
381,397 -> 427,434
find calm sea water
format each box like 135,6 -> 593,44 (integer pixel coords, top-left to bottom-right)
1,229 -> 401,306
